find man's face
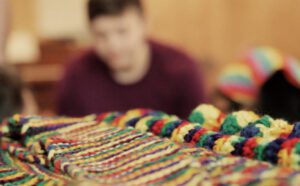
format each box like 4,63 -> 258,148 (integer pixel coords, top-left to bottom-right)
90,8 -> 147,71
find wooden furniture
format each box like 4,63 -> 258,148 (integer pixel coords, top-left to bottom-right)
15,40 -> 83,115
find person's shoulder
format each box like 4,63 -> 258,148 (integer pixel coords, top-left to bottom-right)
150,40 -> 199,75
60,49 -> 99,82
66,49 -> 98,71
151,40 -> 194,61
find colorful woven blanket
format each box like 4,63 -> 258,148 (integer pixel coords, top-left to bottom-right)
1,105 -> 300,185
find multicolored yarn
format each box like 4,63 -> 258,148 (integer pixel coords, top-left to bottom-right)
1,114 -> 209,185
189,105 -> 296,139
2,106 -> 300,185
104,106 -> 300,169
218,47 -> 300,105
219,62 -> 257,106
284,56 -> 300,89
240,118 -> 294,139
0,148 -> 70,185
246,47 -> 284,86
184,147 -> 300,186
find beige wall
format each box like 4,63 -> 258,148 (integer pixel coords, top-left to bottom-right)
144,0 -> 300,90
11,0 -> 36,33
11,0 -> 300,91
35,0 -> 88,39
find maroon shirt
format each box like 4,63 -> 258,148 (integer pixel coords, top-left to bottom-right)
57,41 -> 205,118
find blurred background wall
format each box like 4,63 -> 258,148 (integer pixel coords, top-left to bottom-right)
8,0 -> 300,113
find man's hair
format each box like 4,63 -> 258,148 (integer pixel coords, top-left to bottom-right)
88,0 -> 143,21
0,66 -> 23,121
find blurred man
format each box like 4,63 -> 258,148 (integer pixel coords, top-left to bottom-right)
57,0 -> 205,118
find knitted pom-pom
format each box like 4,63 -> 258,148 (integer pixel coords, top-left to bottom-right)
202,133 -> 223,150
255,119 -> 293,139
278,138 -> 300,167
172,122 -> 201,143
253,115 -> 273,127
263,138 -> 286,164
161,120 -> 184,138
232,138 -> 248,156
220,111 -> 259,135
242,138 -> 259,159
239,117 -> 292,139
214,135 -> 243,155
268,120 -> 293,138
116,109 -> 153,128
135,115 -> 160,132
125,111 -> 167,128
220,114 -> 241,135
241,124 -> 262,138
188,104 -> 225,131
184,127 -> 200,143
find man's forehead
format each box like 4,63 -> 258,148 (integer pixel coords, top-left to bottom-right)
90,8 -> 144,28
